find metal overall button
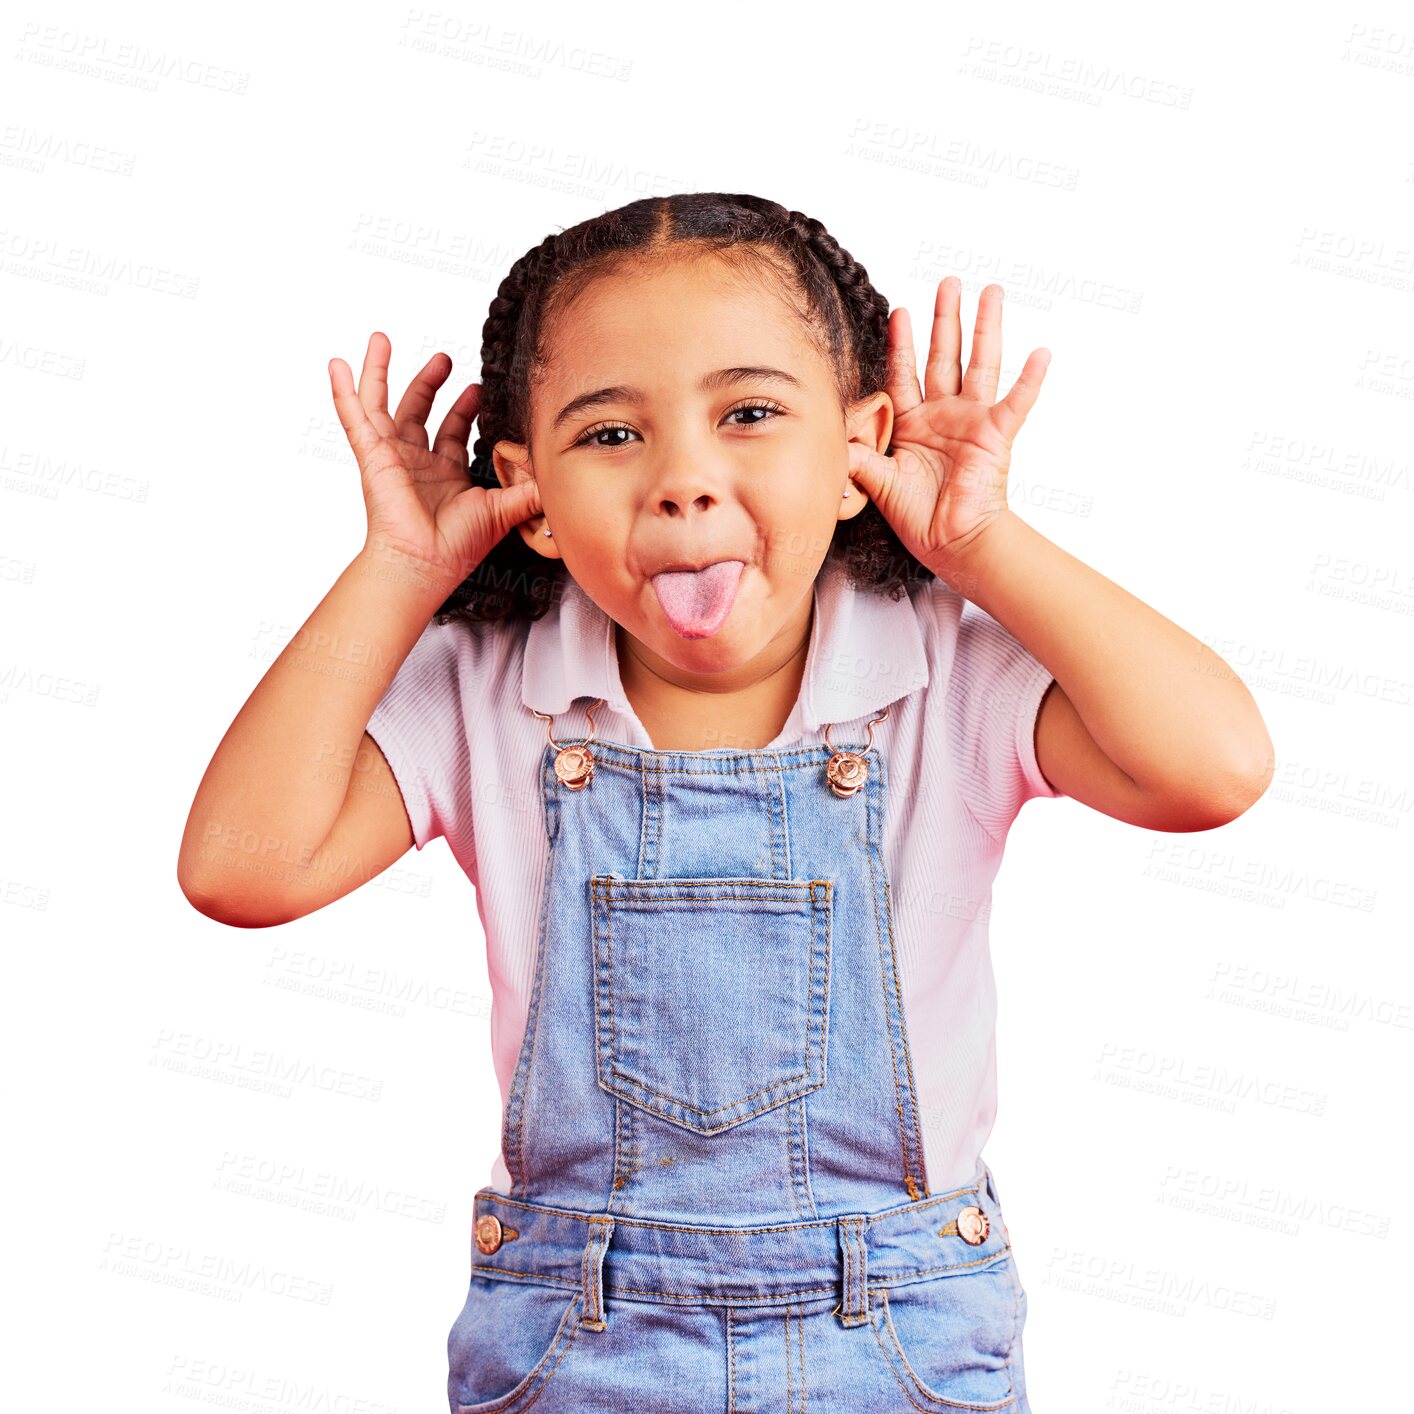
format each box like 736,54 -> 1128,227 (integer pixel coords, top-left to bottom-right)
956,1206 -> 990,1246
822,706 -> 890,798
530,698 -> 606,792
937,1201 -> 990,1245
474,1214 -> 503,1255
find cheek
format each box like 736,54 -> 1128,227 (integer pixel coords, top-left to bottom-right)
750,456 -> 843,527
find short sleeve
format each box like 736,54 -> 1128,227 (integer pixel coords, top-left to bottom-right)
948,600 -> 1061,841
364,617 -> 476,874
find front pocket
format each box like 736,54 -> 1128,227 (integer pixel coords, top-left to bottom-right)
451,1275 -> 582,1412
872,1254 -> 1023,1410
589,875 -> 833,1135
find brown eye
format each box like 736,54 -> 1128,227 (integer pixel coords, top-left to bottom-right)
571,400 -> 785,450
725,400 -> 785,427
573,422 -> 637,449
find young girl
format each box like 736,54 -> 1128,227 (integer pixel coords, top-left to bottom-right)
180,192 -> 1274,1412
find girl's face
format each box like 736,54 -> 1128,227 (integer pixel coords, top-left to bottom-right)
492,254 -> 892,687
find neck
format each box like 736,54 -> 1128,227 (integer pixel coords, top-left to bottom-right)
615,600 -> 814,752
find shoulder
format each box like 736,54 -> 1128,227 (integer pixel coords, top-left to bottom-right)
369,611 -> 528,752
397,611 -> 525,688
903,574 -> 1060,825
364,612 -> 528,864
905,575 -> 1043,695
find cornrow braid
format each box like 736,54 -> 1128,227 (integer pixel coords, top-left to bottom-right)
768,208 -> 922,598
431,234 -> 566,625
780,208 -> 892,405
432,193 -> 935,629
470,233 -> 563,474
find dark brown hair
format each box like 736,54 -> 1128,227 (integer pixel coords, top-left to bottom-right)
433,192 -> 937,627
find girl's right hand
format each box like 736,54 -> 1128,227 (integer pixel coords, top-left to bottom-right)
329,332 -> 543,595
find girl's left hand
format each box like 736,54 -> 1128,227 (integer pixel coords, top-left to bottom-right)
847,279 -> 1051,570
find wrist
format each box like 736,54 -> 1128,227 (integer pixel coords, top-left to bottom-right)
926,508 -> 1021,603
352,536 -> 463,608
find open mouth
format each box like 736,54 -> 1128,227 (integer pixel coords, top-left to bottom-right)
650,559 -> 746,639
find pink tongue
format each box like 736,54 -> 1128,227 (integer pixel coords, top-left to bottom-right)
651,560 -> 745,639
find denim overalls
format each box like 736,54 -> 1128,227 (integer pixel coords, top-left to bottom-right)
448,701 -> 1033,1412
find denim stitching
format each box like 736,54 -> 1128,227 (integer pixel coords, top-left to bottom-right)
606,1096 -> 628,1210
504,756 -> 563,1195
727,1305 -> 737,1413
798,1095 -> 818,1216
594,879 -> 824,896
766,756 -> 790,880
785,1095 -> 817,1220
845,1221 -> 858,1319
845,1220 -> 859,1321
853,1219 -> 868,1319
785,1303 -> 795,1413
592,878 -> 832,1126
590,873 -> 618,1140
454,1289 -> 582,1414
595,756 -> 828,778
885,875 -> 930,1200
579,1229 -> 595,1326
871,1287 -> 1021,1412
861,754 -> 918,1199
785,1095 -> 803,1219
814,879 -> 833,1117
472,1180 -> 982,1229
637,750 -> 658,881
469,1246 -> 1012,1304
579,1218 -> 613,1330
619,1098 -> 640,1206
796,1300 -> 807,1412
868,740 -> 929,1198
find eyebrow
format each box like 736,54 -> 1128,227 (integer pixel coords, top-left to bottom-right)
551,366 -> 805,432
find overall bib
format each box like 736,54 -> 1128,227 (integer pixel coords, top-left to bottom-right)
449,704 -> 1033,1413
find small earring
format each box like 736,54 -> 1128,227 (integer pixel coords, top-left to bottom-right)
842,488 -> 851,498
543,525 -> 553,537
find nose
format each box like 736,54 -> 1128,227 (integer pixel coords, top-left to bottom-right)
649,459 -> 728,520
659,490 -> 715,518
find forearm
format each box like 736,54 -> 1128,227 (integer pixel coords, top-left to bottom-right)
932,509 -> 1274,803
177,542 -> 449,907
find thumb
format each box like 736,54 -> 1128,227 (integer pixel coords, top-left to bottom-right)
496,477 -> 543,530
847,441 -> 897,505
472,477 -> 541,542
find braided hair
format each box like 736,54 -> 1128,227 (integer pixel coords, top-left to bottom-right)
435,192 -> 935,627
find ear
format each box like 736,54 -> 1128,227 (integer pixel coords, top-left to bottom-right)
492,439 -> 561,559
839,390 -> 892,522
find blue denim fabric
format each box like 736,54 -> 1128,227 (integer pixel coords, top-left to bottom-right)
449,730 -> 1033,1412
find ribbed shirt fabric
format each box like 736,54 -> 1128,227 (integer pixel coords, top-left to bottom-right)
365,553 -> 1061,1197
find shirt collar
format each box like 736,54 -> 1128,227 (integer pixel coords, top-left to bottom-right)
521,554 -> 929,739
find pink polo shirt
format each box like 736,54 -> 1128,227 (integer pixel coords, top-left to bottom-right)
366,553 -> 1061,1196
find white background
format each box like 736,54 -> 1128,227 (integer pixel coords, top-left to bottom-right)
4,1 -> 1411,1409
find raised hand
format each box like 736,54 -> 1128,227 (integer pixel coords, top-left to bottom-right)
847,280 -> 1050,574
329,332 -> 542,594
